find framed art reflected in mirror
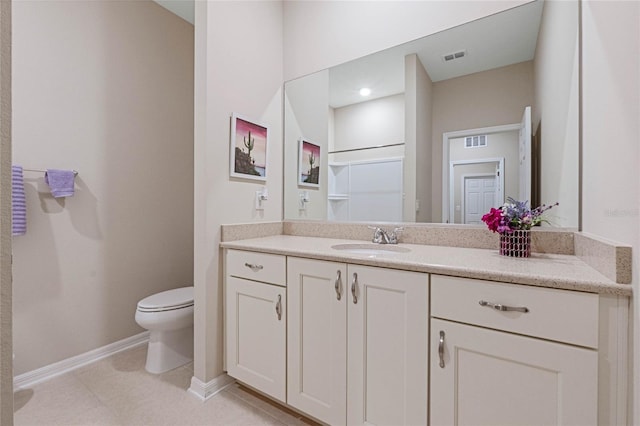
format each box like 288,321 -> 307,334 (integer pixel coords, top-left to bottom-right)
298,139 -> 321,188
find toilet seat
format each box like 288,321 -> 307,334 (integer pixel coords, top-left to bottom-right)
137,286 -> 193,313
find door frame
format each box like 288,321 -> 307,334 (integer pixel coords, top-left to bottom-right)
449,157 -> 505,225
461,173 -> 498,225
442,123 -> 519,223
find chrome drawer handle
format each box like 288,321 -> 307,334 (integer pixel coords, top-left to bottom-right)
275,294 -> 282,321
244,262 -> 264,272
335,270 -> 342,301
479,300 -> 529,313
351,273 -> 358,304
438,331 -> 445,368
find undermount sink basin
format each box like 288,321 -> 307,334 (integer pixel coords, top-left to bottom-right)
331,243 -> 411,257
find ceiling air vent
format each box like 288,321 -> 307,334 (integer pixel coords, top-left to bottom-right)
443,50 -> 467,62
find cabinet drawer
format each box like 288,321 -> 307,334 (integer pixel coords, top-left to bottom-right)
431,275 -> 598,348
226,249 -> 286,286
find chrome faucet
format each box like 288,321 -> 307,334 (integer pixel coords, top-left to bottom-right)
369,226 -> 404,244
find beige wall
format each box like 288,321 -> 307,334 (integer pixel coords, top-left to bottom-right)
581,2 -> 640,423
431,61 -> 534,221
12,0 -> 194,375
194,1 -> 283,383
533,0 -> 579,227
0,0 -> 11,422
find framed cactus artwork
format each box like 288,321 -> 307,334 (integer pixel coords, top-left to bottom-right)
298,139 -> 320,187
230,113 -> 269,181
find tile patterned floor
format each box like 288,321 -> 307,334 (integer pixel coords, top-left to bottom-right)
14,346 -> 316,426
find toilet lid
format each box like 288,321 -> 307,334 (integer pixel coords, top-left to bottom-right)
137,286 -> 194,312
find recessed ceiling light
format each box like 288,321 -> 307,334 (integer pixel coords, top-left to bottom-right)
359,88 -> 371,97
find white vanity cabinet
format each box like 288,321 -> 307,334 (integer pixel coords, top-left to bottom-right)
430,275 -> 599,426
224,250 -> 287,403
287,257 -> 428,426
222,242 -> 628,426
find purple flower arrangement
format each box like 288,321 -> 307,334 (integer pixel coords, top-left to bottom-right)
482,197 -> 558,234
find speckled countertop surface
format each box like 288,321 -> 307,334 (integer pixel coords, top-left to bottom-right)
221,235 -> 632,296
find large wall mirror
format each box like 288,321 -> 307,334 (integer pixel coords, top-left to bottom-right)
284,0 -> 579,228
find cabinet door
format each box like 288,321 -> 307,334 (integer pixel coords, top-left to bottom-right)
225,277 -> 286,402
287,258 -> 347,426
347,266 -> 428,426
431,318 -> 598,426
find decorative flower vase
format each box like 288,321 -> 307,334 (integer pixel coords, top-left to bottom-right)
499,230 -> 531,258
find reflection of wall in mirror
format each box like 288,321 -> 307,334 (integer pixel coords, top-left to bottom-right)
284,70 -> 329,220
534,0 -> 579,228
330,94 -> 405,222
450,131 -> 519,223
331,94 -> 405,163
431,61 -> 534,222
407,53 -> 433,223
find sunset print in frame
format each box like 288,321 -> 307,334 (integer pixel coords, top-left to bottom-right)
230,113 -> 268,181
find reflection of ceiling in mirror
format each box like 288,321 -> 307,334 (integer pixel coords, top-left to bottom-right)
328,0 -> 543,108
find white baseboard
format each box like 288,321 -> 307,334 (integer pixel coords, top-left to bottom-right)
14,331 -> 150,390
188,373 -> 235,401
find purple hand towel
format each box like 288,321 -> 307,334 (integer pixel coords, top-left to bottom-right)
12,165 -> 27,236
44,169 -> 75,198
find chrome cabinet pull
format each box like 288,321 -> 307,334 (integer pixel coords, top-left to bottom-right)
275,294 -> 282,320
334,270 -> 342,301
351,273 -> 358,304
438,331 -> 445,368
479,300 -> 529,313
244,262 -> 264,272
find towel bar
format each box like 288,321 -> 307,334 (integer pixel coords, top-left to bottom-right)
23,168 -> 78,176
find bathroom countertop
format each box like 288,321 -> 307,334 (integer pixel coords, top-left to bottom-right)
221,235 -> 632,296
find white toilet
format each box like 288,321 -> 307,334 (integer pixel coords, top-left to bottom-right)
135,286 -> 194,374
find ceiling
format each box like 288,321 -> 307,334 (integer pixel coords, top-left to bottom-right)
153,0 -> 194,25
328,0 -> 544,108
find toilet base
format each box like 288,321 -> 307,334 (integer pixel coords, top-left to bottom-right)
145,326 -> 193,374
